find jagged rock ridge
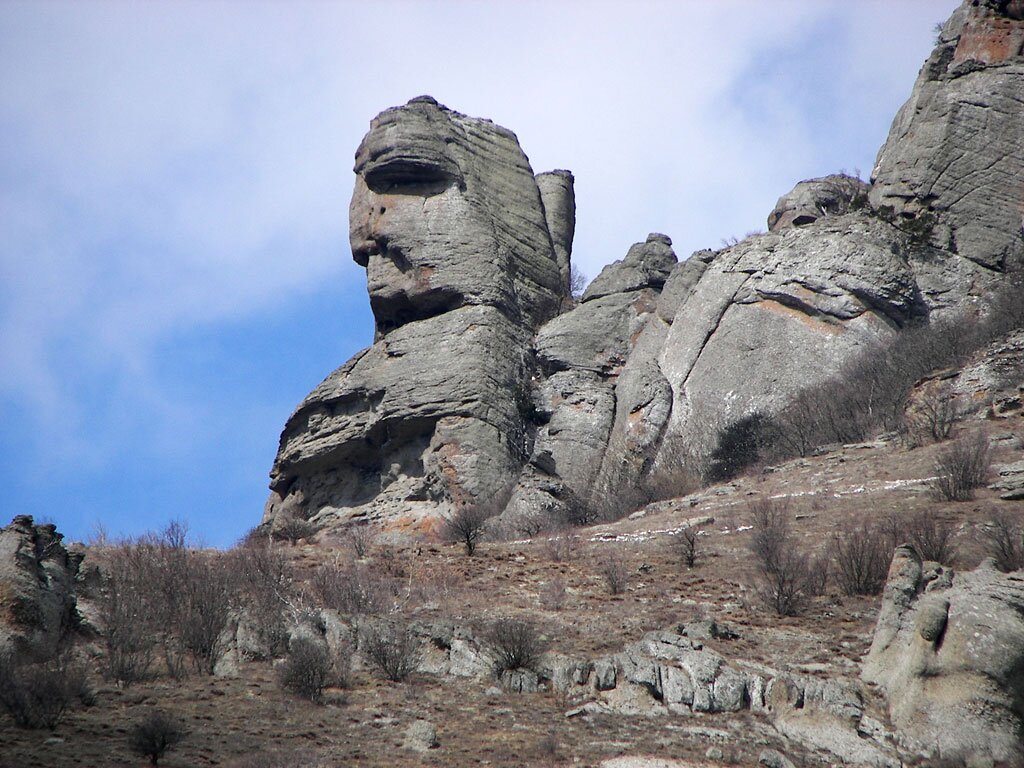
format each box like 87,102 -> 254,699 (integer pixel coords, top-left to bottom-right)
264,0 -> 1024,535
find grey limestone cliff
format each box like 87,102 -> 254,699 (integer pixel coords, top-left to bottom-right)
265,0 -> 1024,536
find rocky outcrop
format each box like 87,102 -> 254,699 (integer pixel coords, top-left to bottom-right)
264,0 -> 1024,534
863,546 -> 1024,764
0,516 -> 81,656
870,0 -> 1024,272
264,96 -> 571,533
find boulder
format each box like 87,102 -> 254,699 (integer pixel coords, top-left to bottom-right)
863,545 -> 1024,763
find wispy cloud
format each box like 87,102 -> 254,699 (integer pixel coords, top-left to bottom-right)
0,0 -> 957,544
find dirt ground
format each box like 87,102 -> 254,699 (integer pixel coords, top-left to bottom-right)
1,409 -> 1021,767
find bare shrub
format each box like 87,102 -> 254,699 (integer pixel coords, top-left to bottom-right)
570,264 -> 587,300
442,504 -> 491,556
360,621 -> 419,682
908,384 -> 961,444
179,553 -> 235,675
99,546 -> 156,687
895,510 -> 959,563
748,499 -> 815,616
278,637 -> 341,703
830,519 -> 890,596
597,553 -> 628,595
930,431 -> 991,501
672,527 -> 700,569
311,562 -> 391,615
487,617 -> 545,673
128,709 -> 185,766
0,652 -> 88,729
275,517 -> 316,546
344,525 -> 375,559
978,509 -> 1024,572
541,532 -> 580,563
227,540 -> 294,658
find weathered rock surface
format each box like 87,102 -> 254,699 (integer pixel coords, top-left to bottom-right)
264,96 -> 570,533
0,516 -> 81,656
870,1 -> 1024,272
265,0 -> 1024,536
863,545 -> 1024,763
767,174 -> 868,232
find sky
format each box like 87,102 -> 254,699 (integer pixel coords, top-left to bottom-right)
0,0 -> 960,548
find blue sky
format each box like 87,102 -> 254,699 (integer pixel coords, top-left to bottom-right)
0,1 -> 958,547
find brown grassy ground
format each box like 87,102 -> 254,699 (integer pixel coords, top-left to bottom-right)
1,409 -> 1021,767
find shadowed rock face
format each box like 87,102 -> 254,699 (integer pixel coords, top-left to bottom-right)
264,97 -> 571,532
863,546 -> 1024,763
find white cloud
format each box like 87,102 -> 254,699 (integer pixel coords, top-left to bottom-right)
0,0 -> 958,482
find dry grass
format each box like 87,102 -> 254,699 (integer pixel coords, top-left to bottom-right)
1,414 -> 1020,766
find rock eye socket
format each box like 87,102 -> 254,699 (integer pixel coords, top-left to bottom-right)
363,159 -> 460,196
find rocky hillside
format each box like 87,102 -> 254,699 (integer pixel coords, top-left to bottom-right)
263,0 -> 1024,541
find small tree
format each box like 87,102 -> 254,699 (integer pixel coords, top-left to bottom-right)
128,710 -> 185,766
360,622 -> 419,683
344,525 -> 376,558
569,264 -> 587,300
442,505 -> 490,556
673,527 -> 700,569
487,618 -> 545,674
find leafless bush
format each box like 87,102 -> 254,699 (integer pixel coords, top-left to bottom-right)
748,499 -> 815,616
274,517 -> 317,546
830,519 -> 890,596
908,384 -> 961,444
128,709 -> 185,766
311,562 -> 392,615
890,510 -> 958,563
226,540 -> 294,658
0,652 -> 89,729
597,553 -> 629,595
360,621 -> 419,682
99,546 -> 156,687
570,264 -> 588,300
487,617 -> 545,674
278,637 -> 343,703
541,532 -> 580,563
978,510 -> 1024,572
179,553 -> 235,675
442,504 -> 491,556
672,527 -> 700,569
344,526 -> 375,558
930,431 -> 991,501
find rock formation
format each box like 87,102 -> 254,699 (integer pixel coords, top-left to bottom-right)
264,96 -> 571,532
863,546 -> 1024,764
0,515 -> 82,657
265,0 -> 1023,535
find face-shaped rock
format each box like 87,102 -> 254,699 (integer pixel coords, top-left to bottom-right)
349,96 -> 563,336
